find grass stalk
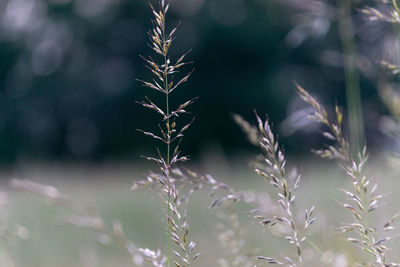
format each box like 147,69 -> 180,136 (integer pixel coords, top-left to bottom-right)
337,0 -> 364,156
163,20 -> 171,267
235,112 -> 318,264
138,1 -> 197,265
297,83 -> 399,266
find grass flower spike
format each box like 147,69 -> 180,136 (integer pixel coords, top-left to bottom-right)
296,83 -> 399,266
234,112 -> 317,266
137,1 -> 198,266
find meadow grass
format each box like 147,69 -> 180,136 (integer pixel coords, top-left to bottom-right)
5,0 -> 400,266
3,158 -> 400,266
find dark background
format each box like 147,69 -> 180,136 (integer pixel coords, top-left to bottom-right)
0,0 -> 392,163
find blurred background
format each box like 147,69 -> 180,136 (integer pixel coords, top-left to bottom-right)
0,0 -> 395,164
1,0 -> 400,266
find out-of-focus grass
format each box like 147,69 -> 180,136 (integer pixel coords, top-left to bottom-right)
2,157 -> 400,266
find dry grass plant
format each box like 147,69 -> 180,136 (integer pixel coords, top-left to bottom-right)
296,83 -> 400,266
8,1 -> 243,266
135,0 -> 205,265
8,1 -> 400,266
234,113 -> 318,266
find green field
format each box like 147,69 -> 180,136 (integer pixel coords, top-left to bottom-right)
0,157 -> 399,266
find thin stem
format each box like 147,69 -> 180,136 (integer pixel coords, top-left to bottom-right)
165,57 -> 172,267
141,3 -> 196,264
269,137 -> 302,262
306,237 -> 323,255
361,189 -> 377,262
337,0 -> 364,157
164,56 -> 171,267
167,192 -> 171,267
162,12 -> 171,266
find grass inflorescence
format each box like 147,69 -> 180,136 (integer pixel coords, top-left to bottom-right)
234,112 -> 317,266
6,0 -> 400,266
297,83 -> 399,266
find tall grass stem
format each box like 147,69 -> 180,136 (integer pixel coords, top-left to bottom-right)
338,0 -> 364,156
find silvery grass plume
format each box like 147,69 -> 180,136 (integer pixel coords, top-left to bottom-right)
131,166 -> 245,266
234,113 -> 317,266
132,169 -> 201,267
132,167 -> 243,207
296,83 -> 400,266
9,178 -> 166,267
136,0 -> 198,266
